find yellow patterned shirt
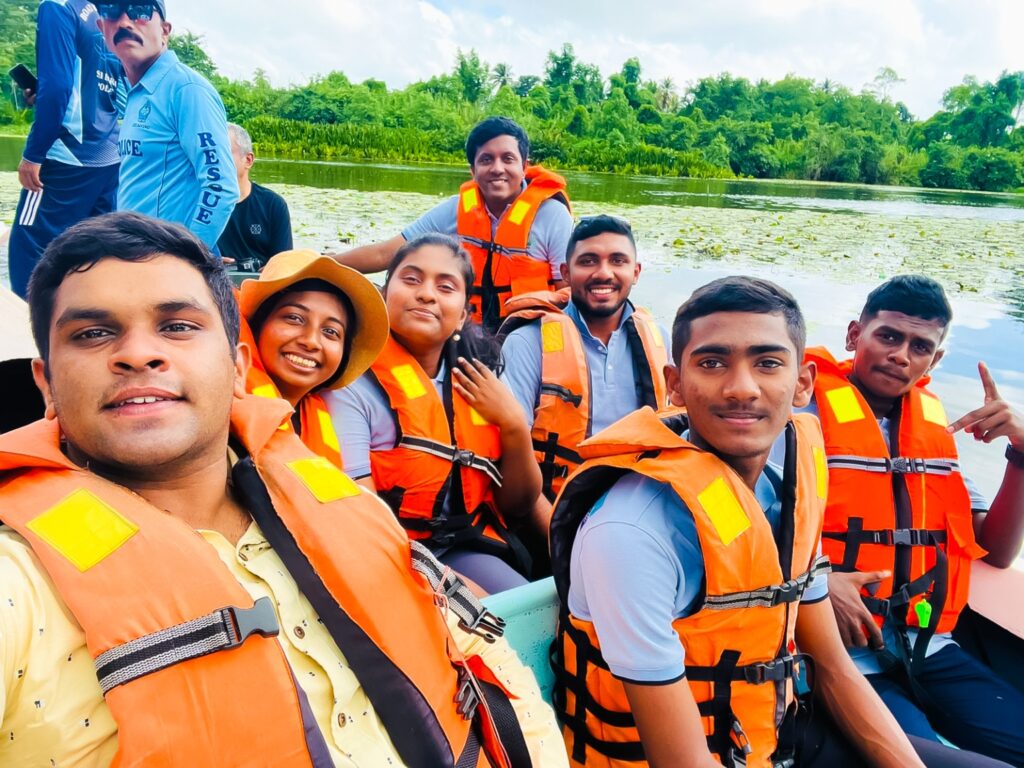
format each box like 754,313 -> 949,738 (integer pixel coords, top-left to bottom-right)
0,522 -> 566,767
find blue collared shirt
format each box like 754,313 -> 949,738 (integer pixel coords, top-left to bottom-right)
500,299 -> 669,433
568,463 -> 829,683
116,50 -> 238,248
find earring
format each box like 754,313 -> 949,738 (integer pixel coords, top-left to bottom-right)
452,330 -> 462,342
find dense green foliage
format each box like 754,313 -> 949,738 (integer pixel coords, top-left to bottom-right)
2,6 -> 1023,191
0,0 -> 36,127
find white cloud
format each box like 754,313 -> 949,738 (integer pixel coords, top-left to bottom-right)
167,0 -> 1023,118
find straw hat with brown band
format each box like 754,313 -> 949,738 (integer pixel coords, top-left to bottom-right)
239,250 -> 389,389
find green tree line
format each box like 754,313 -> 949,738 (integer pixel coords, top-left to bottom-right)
2,1 -> 1022,192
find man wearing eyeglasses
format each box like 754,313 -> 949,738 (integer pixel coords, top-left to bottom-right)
97,1 -> 238,251
7,0 -> 122,299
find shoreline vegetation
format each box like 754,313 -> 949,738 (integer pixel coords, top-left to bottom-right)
1,0 -> 1022,192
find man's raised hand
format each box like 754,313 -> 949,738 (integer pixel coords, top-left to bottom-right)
947,362 -> 1024,448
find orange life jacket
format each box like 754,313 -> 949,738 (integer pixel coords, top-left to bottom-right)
0,395 -> 529,768
549,408 -> 829,768
808,347 -> 986,660
368,337 -> 530,572
240,311 -> 343,469
500,288 -> 669,500
457,165 -> 571,332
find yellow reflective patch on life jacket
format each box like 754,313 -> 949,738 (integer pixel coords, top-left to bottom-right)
541,321 -> 564,353
469,407 -> 489,426
461,188 -> 479,213
919,392 -> 948,427
252,384 -> 278,399
507,200 -> 531,226
647,321 -> 665,348
287,457 -> 361,503
697,477 -> 751,546
391,364 -> 427,400
317,408 -> 340,453
813,447 -> 829,500
27,489 -> 138,572
825,386 -> 866,424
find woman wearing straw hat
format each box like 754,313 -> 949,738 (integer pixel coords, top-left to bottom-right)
239,250 -> 388,468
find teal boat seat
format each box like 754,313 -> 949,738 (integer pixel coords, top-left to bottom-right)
482,577 -> 559,704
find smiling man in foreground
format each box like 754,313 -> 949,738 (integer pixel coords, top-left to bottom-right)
0,212 -> 564,767
548,277 -> 1000,767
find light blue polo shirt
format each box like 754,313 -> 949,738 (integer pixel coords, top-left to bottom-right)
500,300 -> 670,432
117,49 -> 238,248
402,193 -> 572,280
771,399 -> 989,676
568,461 -> 829,683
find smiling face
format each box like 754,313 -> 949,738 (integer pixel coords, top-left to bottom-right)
97,7 -> 170,83
470,134 -> 527,213
384,244 -> 469,355
32,255 -> 245,476
255,290 -> 349,405
846,310 -> 946,406
561,231 -> 640,320
667,311 -> 814,478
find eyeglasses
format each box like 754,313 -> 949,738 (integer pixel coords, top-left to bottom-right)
97,4 -> 159,22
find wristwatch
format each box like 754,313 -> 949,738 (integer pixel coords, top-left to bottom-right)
1006,444 -> 1024,470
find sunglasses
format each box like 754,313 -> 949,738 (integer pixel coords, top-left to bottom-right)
97,4 -> 159,21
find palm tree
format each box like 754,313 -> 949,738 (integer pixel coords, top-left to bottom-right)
490,63 -> 514,93
655,77 -> 679,112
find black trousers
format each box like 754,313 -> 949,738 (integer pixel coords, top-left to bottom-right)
796,703 -> 1012,768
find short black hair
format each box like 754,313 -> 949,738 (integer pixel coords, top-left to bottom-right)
28,211 -> 239,364
566,214 -> 636,263
465,117 -> 529,166
672,276 -> 806,365
860,275 -> 952,328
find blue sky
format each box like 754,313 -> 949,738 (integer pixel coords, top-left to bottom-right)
169,0 -> 1023,120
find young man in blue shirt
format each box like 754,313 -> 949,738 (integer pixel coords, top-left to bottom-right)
550,277 -> 998,767
97,1 -> 237,249
8,0 -> 122,298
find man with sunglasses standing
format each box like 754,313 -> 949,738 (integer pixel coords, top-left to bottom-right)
7,0 -> 122,299
97,1 -> 238,251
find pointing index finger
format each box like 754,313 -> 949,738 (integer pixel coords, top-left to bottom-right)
978,362 -> 1000,403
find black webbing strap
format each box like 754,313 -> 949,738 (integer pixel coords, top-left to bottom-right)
685,653 -> 811,686
533,433 -> 580,499
399,436 -> 503,487
233,457 -> 454,768
862,564 -> 941,618
408,542 -> 506,642
479,677 -> 534,767
551,617 -> 646,764
540,383 -> 584,407
94,597 -> 280,694
623,313 -> 659,409
695,649 -> 748,765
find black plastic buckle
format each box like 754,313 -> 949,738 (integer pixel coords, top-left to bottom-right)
771,579 -> 802,606
893,529 -> 924,546
459,609 -> 507,643
455,664 -> 482,721
890,456 -> 927,474
455,449 -> 477,467
744,657 -> 795,684
863,595 -> 892,617
225,597 -> 280,647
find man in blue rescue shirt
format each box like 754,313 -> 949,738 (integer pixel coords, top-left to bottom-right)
98,1 -> 237,249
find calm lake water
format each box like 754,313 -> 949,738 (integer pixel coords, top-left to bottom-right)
0,135 -> 1021,498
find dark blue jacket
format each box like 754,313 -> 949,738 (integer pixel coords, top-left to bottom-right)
23,0 -> 121,167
